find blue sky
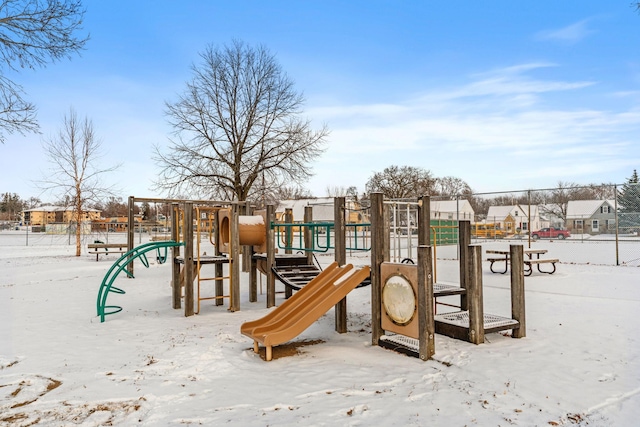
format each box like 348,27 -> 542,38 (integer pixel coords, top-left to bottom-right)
2,1 -> 640,201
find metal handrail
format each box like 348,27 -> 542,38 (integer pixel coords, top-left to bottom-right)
272,222 -> 372,252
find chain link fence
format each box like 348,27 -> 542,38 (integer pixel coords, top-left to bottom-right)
433,182 -> 640,266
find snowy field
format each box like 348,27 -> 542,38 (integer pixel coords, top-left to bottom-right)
1,231 -> 639,426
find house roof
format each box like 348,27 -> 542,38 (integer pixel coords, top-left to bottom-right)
486,205 -> 539,221
430,199 -> 474,214
486,205 -> 515,221
566,200 -> 612,218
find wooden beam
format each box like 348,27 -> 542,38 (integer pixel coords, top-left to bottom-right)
370,193 -> 385,345
266,205 -> 276,308
417,244 -> 435,360
184,202 -> 194,317
304,206 -> 313,265
171,203 -> 181,309
510,244 -> 526,338
334,197 -> 347,333
284,208 -> 293,299
458,220 -> 471,311
230,203 -> 240,311
467,244 -> 484,344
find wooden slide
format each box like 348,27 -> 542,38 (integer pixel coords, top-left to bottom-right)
241,262 -> 371,361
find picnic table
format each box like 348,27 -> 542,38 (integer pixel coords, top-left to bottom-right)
87,242 -> 128,261
486,249 -> 558,276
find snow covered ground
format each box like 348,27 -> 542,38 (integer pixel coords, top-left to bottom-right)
1,231 -> 639,426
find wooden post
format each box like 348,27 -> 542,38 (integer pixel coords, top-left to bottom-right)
417,245 -> 435,360
334,197 -> 347,333
247,205 -> 257,303
241,202 -> 250,273
284,208 -> 293,254
370,192 -> 385,345
458,220 -> 471,311
383,203 -> 390,262
184,202 -> 194,317
214,209 -> 225,306
230,203 -> 240,311
284,208 -> 293,299
304,205 -> 313,265
510,244 -> 526,338
467,244 -> 484,344
266,205 -> 276,308
418,195 -> 431,246
127,196 -> 135,278
171,203 -> 181,309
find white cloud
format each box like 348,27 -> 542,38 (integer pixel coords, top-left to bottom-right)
304,63 -> 640,195
535,20 -> 594,45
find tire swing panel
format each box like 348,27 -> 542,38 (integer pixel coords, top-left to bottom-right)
380,262 -> 419,339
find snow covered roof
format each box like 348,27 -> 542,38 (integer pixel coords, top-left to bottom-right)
430,199 -> 474,214
486,205 -> 515,221
566,200 -> 613,218
486,205 -> 539,221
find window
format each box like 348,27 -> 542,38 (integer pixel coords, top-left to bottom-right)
575,220 -> 583,229
521,222 -> 528,231
607,219 -> 616,230
600,206 -> 611,214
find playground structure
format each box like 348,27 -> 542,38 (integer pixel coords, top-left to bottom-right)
369,193 -> 526,361
97,197 -> 257,322
96,194 -> 526,365
96,196 -> 368,324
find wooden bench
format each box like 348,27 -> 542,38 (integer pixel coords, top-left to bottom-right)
87,243 -> 128,261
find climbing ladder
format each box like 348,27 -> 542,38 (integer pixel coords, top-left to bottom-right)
96,240 -> 184,322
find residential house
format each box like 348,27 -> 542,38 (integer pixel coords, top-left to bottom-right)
430,199 -> 474,221
21,205 -> 101,226
565,200 -> 616,235
485,205 -> 541,234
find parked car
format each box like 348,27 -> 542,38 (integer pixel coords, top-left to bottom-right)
531,227 -> 570,240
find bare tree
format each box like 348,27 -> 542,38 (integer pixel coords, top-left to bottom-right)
0,0 -> 88,143
40,108 -> 118,256
365,165 -> 436,199
154,40 -> 328,201
434,176 -> 473,199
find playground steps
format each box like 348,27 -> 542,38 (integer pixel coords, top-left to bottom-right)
434,282 -> 466,297
272,264 -> 323,290
434,311 -> 519,341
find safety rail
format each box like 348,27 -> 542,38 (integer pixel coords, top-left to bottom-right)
272,222 -> 372,253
